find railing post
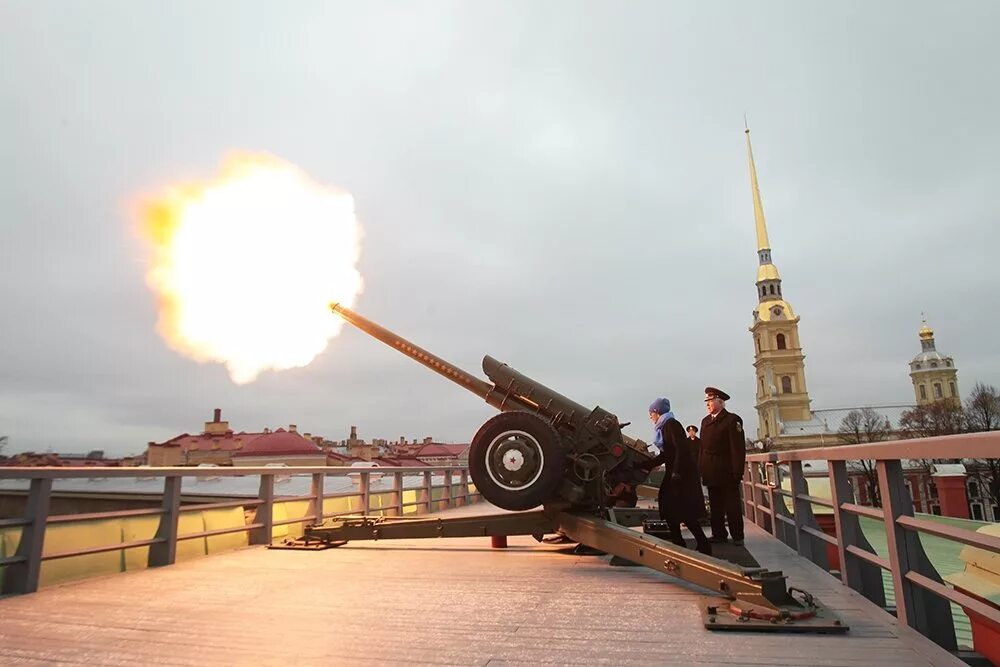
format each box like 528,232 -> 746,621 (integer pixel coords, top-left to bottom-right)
790,461 -> 829,570
390,472 -> 403,517
765,463 -> 778,538
148,475 -> 181,567
749,462 -> 766,529
442,469 -> 453,509
359,472 -> 371,515
2,477 -> 52,595
877,459 -> 955,650
250,474 -> 275,545
741,463 -> 751,521
458,469 -> 468,507
421,471 -> 433,513
771,472 -> 797,549
829,461 -> 885,607
309,472 -> 325,525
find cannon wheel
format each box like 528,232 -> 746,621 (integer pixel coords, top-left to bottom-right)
469,412 -> 564,511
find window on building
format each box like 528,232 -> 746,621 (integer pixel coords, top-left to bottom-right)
777,284 -> 782,295
768,284 -> 775,295
971,504 -> 984,521
919,384 -> 927,400
931,505 -> 942,516
931,361 -> 938,368
950,382 -> 956,397
904,481 -> 913,501
755,336 -> 761,353
969,481 -> 980,498
915,363 -> 921,369
781,376 -> 793,393
759,376 -> 765,394
776,333 -> 787,350
993,505 -> 999,522
934,383 -> 943,398
929,482 -> 938,499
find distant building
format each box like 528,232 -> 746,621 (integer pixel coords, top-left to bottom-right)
231,429 -> 326,467
342,425 -> 379,461
146,409 -> 325,466
0,450 -> 125,467
745,128 -> 827,449
412,443 -> 470,466
742,131 -> 965,449
909,321 -> 961,406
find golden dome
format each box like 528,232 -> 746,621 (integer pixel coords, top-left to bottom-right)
919,321 -> 934,340
755,299 -> 796,322
756,263 -> 781,282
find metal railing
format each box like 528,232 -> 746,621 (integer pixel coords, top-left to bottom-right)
0,465 -> 478,595
744,432 -> 1000,653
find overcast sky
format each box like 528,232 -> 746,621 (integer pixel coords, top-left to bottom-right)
2,1 -> 998,456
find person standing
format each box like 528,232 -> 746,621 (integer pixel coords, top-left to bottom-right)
698,387 -> 746,546
641,398 -> 711,555
685,424 -> 707,520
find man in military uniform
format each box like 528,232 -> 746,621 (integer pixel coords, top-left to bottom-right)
698,387 -> 746,546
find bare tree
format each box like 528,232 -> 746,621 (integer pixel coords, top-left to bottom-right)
899,401 -> 965,439
964,383 -> 1000,514
0,435 -> 7,455
838,408 -> 891,507
965,382 -> 1000,433
966,459 -> 1000,516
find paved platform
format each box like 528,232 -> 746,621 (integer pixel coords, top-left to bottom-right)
0,504 -> 962,666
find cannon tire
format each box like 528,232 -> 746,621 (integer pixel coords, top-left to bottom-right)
469,412 -> 565,511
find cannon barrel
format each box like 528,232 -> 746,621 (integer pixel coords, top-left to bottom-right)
331,303 -> 645,449
330,303 -> 495,398
331,303 -> 537,415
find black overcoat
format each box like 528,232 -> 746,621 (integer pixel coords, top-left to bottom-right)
697,409 -> 746,487
647,417 -> 704,520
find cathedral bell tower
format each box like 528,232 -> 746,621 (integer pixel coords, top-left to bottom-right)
745,128 -> 814,441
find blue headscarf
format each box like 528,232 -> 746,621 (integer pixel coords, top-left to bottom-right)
648,398 -> 674,451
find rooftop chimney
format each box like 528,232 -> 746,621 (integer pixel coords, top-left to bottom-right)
204,408 -> 230,435
289,424 -> 298,433
350,425 -> 358,440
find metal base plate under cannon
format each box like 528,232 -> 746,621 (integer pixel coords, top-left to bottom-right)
275,505 -> 848,634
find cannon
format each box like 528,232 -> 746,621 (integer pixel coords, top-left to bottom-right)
330,302 -> 651,512
283,304 -> 848,633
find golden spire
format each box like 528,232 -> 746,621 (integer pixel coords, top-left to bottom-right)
745,126 -> 771,252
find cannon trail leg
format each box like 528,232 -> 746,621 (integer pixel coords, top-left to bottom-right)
555,512 -> 847,633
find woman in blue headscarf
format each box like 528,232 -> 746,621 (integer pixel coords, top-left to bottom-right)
641,397 -> 711,555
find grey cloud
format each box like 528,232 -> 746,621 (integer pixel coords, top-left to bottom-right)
2,1 -> 998,455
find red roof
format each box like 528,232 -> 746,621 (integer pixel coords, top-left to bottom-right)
374,456 -> 430,467
154,431 -> 265,453
232,429 -> 322,457
414,443 -> 469,457
326,451 -> 365,465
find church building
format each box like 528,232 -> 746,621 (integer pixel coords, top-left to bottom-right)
909,320 -> 961,406
745,129 -> 831,449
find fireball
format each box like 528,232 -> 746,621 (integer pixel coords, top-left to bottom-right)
141,153 -> 363,384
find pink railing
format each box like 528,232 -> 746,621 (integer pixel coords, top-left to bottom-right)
744,432 -> 1000,654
